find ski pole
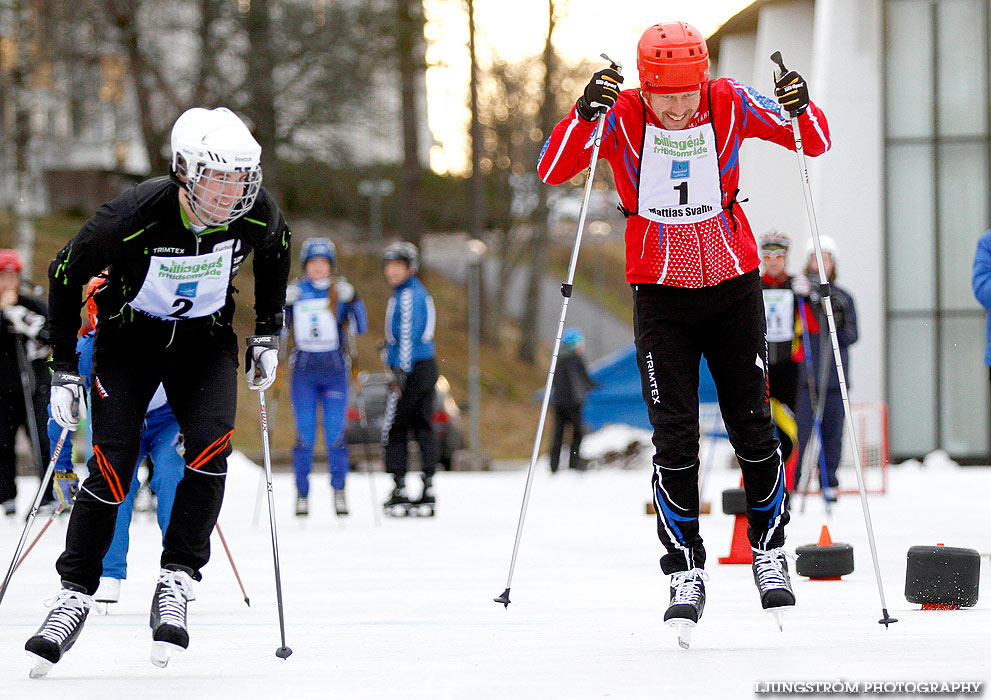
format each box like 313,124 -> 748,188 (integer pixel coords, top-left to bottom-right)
13,504 -> 65,574
796,296 -> 832,515
771,50 -> 896,628
214,521 -> 250,607
257,389 -> 293,657
0,426 -> 70,608
494,53 -> 621,609
14,336 -> 46,486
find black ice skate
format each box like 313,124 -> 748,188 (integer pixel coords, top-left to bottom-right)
24,584 -> 97,678
333,488 -> 349,517
752,548 -> 796,630
295,495 -> 309,517
149,565 -> 195,668
663,568 -> 709,649
383,485 -> 412,517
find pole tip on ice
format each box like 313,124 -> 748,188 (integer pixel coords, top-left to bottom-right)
244,596 -> 251,607
878,610 -> 898,628
493,588 -> 511,608
276,646 -> 293,659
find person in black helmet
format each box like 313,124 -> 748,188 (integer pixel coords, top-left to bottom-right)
24,106 -> 291,676
380,241 -> 438,516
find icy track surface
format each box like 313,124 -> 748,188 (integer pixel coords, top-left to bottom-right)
1,447 -> 988,699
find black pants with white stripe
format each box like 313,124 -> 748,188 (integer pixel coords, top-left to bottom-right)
56,321 -> 238,594
382,358 -> 438,486
633,270 -> 789,575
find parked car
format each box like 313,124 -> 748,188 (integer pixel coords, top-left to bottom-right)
345,372 -> 463,470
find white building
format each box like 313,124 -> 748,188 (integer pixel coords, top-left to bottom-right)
708,0 -> 989,462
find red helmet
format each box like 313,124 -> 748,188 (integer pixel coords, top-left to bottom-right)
637,22 -> 710,94
85,275 -> 106,330
0,248 -> 23,273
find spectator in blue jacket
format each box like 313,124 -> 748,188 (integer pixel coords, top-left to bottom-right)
380,242 -> 438,511
972,230 -> 991,382
793,237 -> 858,502
285,237 -> 368,517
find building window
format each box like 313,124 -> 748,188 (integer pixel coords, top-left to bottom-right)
884,0 -> 991,460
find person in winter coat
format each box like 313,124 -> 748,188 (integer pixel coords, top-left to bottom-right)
549,328 -> 596,473
0,249 -> 54,517
537,20 -> 831,642
793,236 -> 858,502
285,237 -> 368,517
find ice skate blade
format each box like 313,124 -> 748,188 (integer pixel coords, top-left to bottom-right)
766,606 -> 793,631
665,619 -> 696,649
150,641 -> 184,668
26,652 -> 53,679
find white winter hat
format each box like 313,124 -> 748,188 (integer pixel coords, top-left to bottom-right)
804,235 -> 837,263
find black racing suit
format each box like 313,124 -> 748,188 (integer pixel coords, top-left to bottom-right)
44,176 -> 290,593
634,271 -> 789,574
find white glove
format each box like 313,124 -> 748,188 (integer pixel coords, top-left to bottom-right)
245,335 -> 279,391
791,275 -> 811,297
51,371 -> 86,430
335,278 -> 355,304
2,304 -> 45,338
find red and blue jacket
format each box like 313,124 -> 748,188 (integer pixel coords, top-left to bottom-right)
538,80 -> 831,288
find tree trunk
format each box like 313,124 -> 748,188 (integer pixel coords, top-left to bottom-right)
517,0 -> 557,363
244,0 -> 280,199
396,0 -> 424,247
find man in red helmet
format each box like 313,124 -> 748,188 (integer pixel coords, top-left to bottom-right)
538,21 -> 831,645
0,249 -> 55,518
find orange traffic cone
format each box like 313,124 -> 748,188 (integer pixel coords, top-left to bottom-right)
718,514 -> 753,564
817,525 -> 833,546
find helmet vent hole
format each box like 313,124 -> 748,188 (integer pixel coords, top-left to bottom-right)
667,51 -> 673,58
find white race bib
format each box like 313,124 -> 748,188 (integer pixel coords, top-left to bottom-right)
129,249 -> 232,320
637,122 -> 723,225
762,288 -> 795,343
293,297 -> 339,352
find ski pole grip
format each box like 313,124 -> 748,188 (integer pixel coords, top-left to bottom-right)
600,52 -> 623,76
770,51 -> 788,82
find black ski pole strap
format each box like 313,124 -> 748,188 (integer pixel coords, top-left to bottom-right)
617,204 -> 634,219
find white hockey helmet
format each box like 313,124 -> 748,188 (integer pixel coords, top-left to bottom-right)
170,107 -> 262,226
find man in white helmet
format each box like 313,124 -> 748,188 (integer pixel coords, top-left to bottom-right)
24,107 -> 291,676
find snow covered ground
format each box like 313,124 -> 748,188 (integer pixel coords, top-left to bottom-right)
1,436 -> 988,699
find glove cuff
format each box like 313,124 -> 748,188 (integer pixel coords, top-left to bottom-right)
247,335 -> 279,350
575,97 -> 598,122
52,370 -> 84,387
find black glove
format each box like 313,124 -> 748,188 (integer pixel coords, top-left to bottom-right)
774,70 -> 809,117
830,295 -> 847,330
577,68 -> 624,121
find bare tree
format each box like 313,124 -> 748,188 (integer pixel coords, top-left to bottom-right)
517,0 -> 559,363
395,0 -> 425,247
